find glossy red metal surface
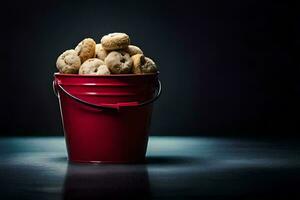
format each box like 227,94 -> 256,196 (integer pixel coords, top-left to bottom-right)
54,73 -> 159,163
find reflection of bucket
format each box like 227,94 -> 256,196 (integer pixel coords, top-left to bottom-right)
63,164 -> 150,199
53,73 -> 161,163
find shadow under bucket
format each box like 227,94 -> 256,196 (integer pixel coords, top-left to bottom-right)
53,73 -> 161,163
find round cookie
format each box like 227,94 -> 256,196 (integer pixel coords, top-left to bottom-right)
75,38 -> 96,63
125,45 -> 143,56
104,51 -> 132,74
101,33 -> 130,51
96,65 -> 110,75
131,54 -> 157,74
143,57 -> 157,73
56,49 -> 81,74
79,58 -> 110,75
95,44 -> 109,60
131,54 -> 143,74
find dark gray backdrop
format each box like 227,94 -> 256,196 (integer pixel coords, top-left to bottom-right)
0,0 -> 296,137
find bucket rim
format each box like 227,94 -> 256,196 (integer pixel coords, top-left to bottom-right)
54,72 -> 159,77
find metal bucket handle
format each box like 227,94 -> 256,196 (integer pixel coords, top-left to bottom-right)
53,79 -> 161,111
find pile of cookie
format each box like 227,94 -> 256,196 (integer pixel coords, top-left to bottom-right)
56,33 -> 157,75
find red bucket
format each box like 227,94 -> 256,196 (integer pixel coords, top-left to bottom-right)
53,73 -> 161,163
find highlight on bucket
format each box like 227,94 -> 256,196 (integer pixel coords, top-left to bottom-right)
53,33 -> 162,163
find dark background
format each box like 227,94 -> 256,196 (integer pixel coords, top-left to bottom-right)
0,0 -> 296,137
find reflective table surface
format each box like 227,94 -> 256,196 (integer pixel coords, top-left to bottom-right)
0,137 -> 299,199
